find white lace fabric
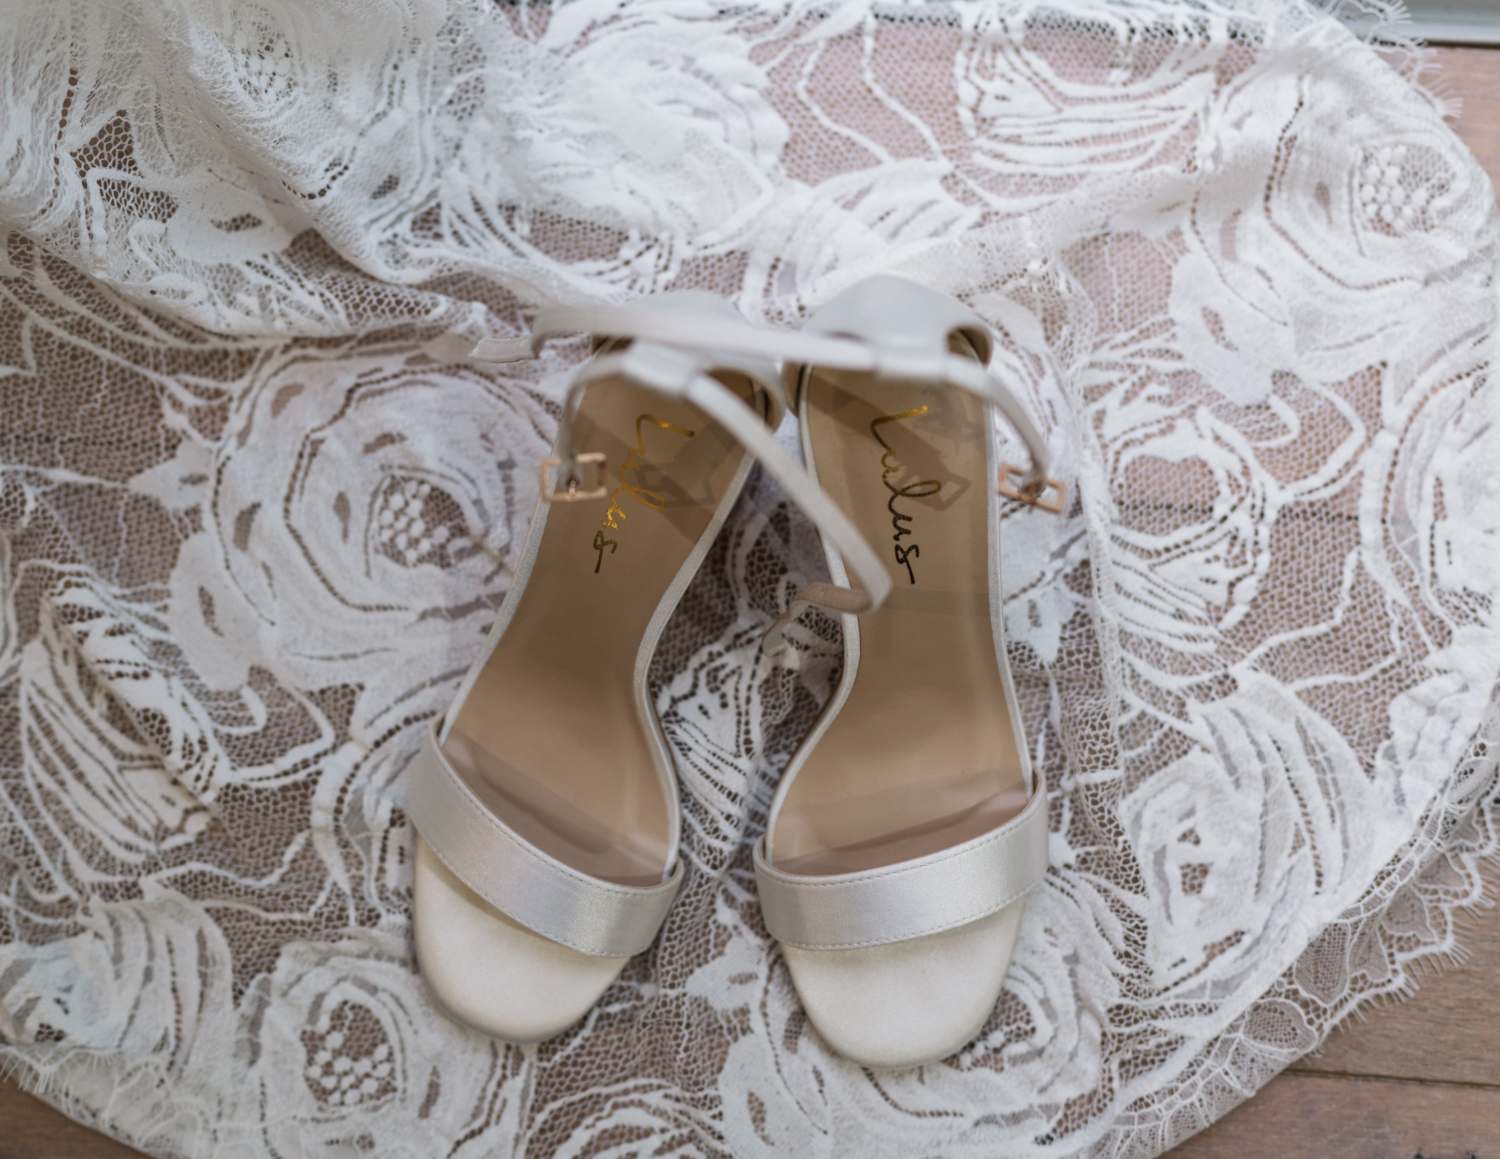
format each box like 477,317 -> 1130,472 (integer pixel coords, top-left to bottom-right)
2,1 -> 1498,1155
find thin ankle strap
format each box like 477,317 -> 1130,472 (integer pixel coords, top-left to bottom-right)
476,305 -> 1053,494
472,307 -> 893,625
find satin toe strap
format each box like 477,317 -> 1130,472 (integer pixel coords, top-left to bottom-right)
754,775 -> 1049,951
407,720 -> 682,958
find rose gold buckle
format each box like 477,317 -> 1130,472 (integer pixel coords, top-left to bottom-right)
540,452 -> 608,502
998,463 -> 1066,514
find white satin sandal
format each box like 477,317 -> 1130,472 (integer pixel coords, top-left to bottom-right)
407,293 -> 889,1043
752,277 -> 1065,1069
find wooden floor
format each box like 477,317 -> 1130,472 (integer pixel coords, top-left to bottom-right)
1167,861 -> 1500,1157
3,44 -> 1500,1159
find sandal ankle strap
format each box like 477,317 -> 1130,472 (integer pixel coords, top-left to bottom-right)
472,302 -> 894,626
477,301 -> 1060,502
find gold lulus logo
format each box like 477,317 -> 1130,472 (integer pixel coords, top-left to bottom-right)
871,407 -> 942,584
592,414 -> 696,573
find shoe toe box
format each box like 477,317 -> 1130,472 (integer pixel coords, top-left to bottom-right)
414,837 -> 629,1043
782,899 -> 1025,1069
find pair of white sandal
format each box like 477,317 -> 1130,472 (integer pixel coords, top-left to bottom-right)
407,276 -> 1064,1070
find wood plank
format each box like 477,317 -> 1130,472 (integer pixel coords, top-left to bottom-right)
1376,1 -> 1500,48
0,1076 -> 146,1159
1434,46 -> 1500,185
1290,877 -> 1500,1087
1166,1072 -> 1500,1158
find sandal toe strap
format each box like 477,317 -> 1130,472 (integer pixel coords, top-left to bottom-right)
753,775 -> 1049,951
408,720 -> 682,958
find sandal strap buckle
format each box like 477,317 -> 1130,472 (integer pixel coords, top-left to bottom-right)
540,452 -> 608,502
998,463 -> 1066,514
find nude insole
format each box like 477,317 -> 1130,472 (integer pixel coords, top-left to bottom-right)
445,372 -> 758,886
772,359 -> 1028,876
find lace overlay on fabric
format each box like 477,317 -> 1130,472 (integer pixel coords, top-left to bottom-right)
2,1 -> 1497,1156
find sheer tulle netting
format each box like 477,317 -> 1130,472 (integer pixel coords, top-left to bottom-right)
1,0 -> 1497,1155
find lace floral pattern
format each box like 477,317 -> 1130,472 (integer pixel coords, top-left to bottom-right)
2,1 -> 1498,1156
